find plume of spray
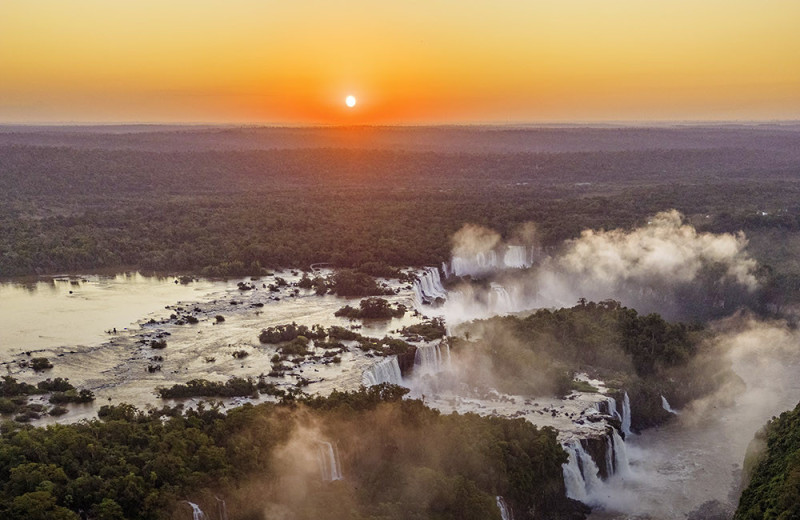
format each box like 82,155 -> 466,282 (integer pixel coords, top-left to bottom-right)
582,314 -> 800,518
441,211 -> 760,324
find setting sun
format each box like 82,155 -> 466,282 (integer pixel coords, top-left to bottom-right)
345,95 -> 357,108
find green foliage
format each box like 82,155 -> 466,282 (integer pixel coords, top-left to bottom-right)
0,386 -> 571,520
0,376 -> 94,418
401,318 -> 447,341
156,377 -> 280,399
258,323 -> 324,344
735,401 -> 800,520
48,389 -> 95,405
328,270 -> 394,297
327,326 -> 362,341
30,358 -> 53,372
36,378 -> 75,393
279,336 -> 311,356
0,376 -> 41,397
334,298 -> 406,320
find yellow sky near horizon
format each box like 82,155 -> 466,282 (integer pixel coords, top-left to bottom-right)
1,0 -> 799,124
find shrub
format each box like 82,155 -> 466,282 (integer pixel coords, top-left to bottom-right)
31,357 -> 53,371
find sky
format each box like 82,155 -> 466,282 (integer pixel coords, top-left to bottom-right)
1,0 -> 799,124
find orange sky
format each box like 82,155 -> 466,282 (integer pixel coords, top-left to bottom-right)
1,1 -> 799,124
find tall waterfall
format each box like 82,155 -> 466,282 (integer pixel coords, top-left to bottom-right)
604,435 -> 615,477
450,245 -> 535,277
362,356 -> 403,386
413,267 -> 447,305
661,395 -> 679,415
611,429 -> 630,477
215,497 -> 229,520
496,496 -> 513,520
414,341 -> 450,374
450,250 -> 498,277
490,283 -> 513,313
621,392 -> 632,437
562,441 -> 603,501
605,396 -> 622,421
503,245 -> 531,269
316,441 -> 343,481
185,502 -> 207,520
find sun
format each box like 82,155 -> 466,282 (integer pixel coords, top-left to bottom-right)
345,95 -> 357,108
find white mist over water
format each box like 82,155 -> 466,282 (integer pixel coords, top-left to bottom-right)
424,215 -> 799,518
587,318 -> 800,519
438,211 -> 759,325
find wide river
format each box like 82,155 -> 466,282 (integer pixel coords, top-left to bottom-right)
0,273 -> 223,355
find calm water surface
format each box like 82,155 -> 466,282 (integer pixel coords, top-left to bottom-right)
0,273 -> 222,356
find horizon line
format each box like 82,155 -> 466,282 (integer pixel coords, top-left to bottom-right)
2,119 -> 800,130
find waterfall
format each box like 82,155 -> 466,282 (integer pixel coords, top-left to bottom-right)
362,356 -> 403,386
490,283 -> 513,313
451,250 -> 499,277
611,429 -> 630,477
316,441 -> 343,481
605,435 -> 615,477
496,496 -> 513,520
414,341 -> 450,374
605,396 -> 622,421
442,261 -> 450,279
503,245 -> 530,269
661,395 -> 679,415
621,392 -> 632,437
413,267 -> 447,305
562,444 -> 588,502
477,250 -> 498,270
184,502 -> 206,520
562,441 -> 603,501
215,497 -> 229,520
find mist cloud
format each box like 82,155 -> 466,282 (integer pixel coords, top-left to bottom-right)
441,210 -> 760,323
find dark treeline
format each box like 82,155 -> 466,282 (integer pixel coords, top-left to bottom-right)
0,385 -> 576,520
3,131 -> 800,306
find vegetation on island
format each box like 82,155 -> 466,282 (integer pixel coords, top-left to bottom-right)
456,300 -> 710,430
334,297 -> 407,320
156,376 -> 285,400
0,376 -> 95,422
0,385 -> 577,520
400,318 -> 447,341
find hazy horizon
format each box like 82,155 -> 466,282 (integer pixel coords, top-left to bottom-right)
3,1 -> 799,125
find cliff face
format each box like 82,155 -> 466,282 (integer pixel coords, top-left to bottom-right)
735,401 -> 800,519
396,346 -> 417,375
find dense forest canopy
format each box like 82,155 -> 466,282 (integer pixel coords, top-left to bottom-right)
2,127 -> 800,307
0,386 -> 574,520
